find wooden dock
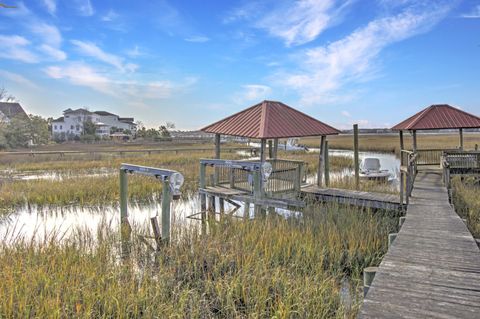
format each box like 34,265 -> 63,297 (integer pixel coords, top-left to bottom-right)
301,185 -> 401,211
359,169 -> 480,318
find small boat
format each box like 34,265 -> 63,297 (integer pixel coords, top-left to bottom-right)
359,158 -> 390,182
280,138 -> 309,151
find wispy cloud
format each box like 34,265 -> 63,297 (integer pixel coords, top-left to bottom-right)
44,63 -> 113,94
0,35 -> 39,63
278,2 -> 453,105
42,0 -> 56,15
30,22 -> 62,47
44,62 -> 197,104
257,0 -> 354,46
460,5 -> 480,18
101,9 -> 119,22
39,44 -> 67,61
234,84 -> 272,104
71,40 -> 138,72
341,110 -> 351,117
184,35 -> 210,43
75,0 -> 94,16
126,45 -> 144,58
224,0 -> 354,46
0,69 -> 39,89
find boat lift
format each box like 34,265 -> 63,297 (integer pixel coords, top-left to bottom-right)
119,163 -> 184,244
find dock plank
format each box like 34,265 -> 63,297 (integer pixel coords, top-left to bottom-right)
359,170 -> 480,318
301,185 -> 401,210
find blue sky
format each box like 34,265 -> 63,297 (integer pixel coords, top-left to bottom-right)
0,0 -> 479,130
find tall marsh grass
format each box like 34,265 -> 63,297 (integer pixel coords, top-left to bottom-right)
0,204 -> 397,318
451,177 -> 480,238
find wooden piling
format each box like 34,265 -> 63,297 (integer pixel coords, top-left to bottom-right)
388,233 -> 398,247
317,135 -> 326,187
161,180 -> 171,242
399,216 -> 406,227
268,140 -> 273,158
199,163 -> 207,233
325,141 -> 330,187
363,267 -> 378,297
354,124 -> 360,190
119,169 -> 128,222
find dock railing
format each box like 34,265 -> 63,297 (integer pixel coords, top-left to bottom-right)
400,150 -> 417,206
442,150 -> 480,191
415,148 -> 460,166
199,158 -> 306,198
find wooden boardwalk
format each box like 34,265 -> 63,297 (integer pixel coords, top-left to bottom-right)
359,170 -> 480,318
301,185 -> 401,210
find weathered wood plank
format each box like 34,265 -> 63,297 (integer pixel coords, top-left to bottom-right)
359,169 -> 480,319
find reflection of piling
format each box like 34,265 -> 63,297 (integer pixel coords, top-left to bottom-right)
363,266 -> 378,297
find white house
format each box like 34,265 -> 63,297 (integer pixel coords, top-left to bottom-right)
52,108 -> 136,139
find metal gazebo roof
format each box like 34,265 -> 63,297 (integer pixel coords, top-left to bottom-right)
201,100 -> 340,139
392,104 -> 480,131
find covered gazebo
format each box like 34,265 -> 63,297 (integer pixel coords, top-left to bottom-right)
201,100 -> 340,185
392,104 -> 480,203
392,104 -> 480,153
197,100 -> 340,218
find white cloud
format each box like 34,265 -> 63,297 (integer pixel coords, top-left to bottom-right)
460,5 -> 480,18
44,62 -> 197,103
71,40 -> 137,72
76,0 -> 94,16
235,84 -> 272,104
0,35 -> 38,63
126,45 -> 143,58
39,44 -> 67,61
341,110 -> 351,117
0,69 -> 39,89
30,22 -> 62,47
42,0 -> 56,15
279,3 -> 452,105
184,35 -> 210,43
44,63 -> 113,94
101,9 -> 119,22
225,0 -> 354,46
257,0 -> 352,46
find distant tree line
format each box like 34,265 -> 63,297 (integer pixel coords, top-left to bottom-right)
136,122 -> 175,140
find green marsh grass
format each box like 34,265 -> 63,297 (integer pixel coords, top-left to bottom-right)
0,203 -> 398,318
451,177 -> 480,238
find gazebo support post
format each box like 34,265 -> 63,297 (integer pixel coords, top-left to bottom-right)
255,139 -> 267,217
459,128 -> 464,150
273,138 -> 279,159
412,129 -> 418,177
325,141 -> 330,187
215,133 -> 221,158
213,133 -> 221,208
268,140 -> 273,158
354,124 -> 360,190
317,135 -> 326,187
399,131 -> 404,208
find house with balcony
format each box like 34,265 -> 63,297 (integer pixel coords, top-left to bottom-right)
51,108 -> 137,140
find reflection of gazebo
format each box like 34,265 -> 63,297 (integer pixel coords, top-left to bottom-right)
198,100 -> 340,217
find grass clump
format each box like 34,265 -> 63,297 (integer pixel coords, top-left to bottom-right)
451,177 -> 480,238
0,204 -> 397,318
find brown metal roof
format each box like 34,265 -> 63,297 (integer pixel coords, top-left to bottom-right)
201,100 -> 340,139
392,104 -> 480,131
